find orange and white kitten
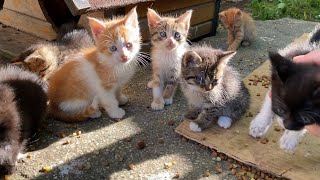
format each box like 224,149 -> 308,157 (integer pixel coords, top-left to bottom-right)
48,7 -> 141,122
147,8 -> 192,110
219,7 -> 256,51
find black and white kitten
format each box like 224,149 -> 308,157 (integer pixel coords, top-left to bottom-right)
181,45 -> 250,132
0,66 -> 47,176
250,25 -> 320,151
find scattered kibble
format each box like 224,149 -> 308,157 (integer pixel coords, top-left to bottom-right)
260,137 -> 269,144
62,140 -> 71,145
203,171 -> 211,177
26,154 -> 32,159
167,120 -> 175,126
40,166 -> 52,173
215,166 -> 223,173
173,172 -> 180,179
136,140 -> 146,149
128,163 -> 134,170
231,169 -> 237,175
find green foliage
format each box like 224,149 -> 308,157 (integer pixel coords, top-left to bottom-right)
249,0 -> 320,21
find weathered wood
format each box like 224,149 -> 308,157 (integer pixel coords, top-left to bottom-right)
0,8 -> 57,40
125,0 -> 212,17
64,0 -> 91,16
3,0 -> 47,21
189,21 -> 212,39
77,10 -> 104,33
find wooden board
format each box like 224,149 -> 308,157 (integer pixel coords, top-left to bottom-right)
175,35 -> 320,180
0,8 -> 57,40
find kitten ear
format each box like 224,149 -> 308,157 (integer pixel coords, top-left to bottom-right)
182,51 -> 202,67
125,7 -> 139,29
219,12 -> 226,21
234,9 -> 242,20
269,51 -> 295,82
177,10 -> 193,31
147,8 -> 162,29
88,17 -> 106,41
216,51 -> 236,77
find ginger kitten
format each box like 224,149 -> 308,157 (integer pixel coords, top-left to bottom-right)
219,7 -> 256,51
0,66 -> 47,176
181,45 -> 250,131
147,8 -> 192,110
48,7 -> 141,122
12,29 -> 94,81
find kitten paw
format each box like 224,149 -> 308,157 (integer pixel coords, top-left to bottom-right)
189,122 -> 202,132
147,80 -> 153,88
89,110 -> 102,119
151,100 -> 165,110
241,41 -> 251,46
118,95 -> 129,105
279,130 -> 303,152
108,108 -> 125,119
164,98 -> 173,105
249,115 -> 271,138
217,116 -> 232,129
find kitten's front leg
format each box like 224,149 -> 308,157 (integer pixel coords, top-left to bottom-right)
280,129 -> 306,152
227,29 -> 244,51
189,109 -> 216,132
151,69 -> 165,110
227,30 -> 235,46
116,88 -> 128,106
249,93 -> 274,137
184,107 -> 202,120
163,80 -> 178,106
99,90 -> 125,119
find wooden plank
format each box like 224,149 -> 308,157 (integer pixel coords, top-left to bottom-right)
2,0 -> 47,21
77,10 -> 104,33
0,8 -> 57,40
189,21 -> 212,39
64,0 -> 91,16
175,34 -> 320,180
125,0 -> 212,17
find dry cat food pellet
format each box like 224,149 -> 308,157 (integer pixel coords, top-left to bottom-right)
260,137 -> 269,144
128,163 -> 134,170
257,93 -> 261,96
167,120 -> 175,126
26,154 -> 32,159
136,140 -> 146,149
215,166 -> 223,173
231,169 -> 237,175
40,166 -> 52,173
62,140 -> 71,145
203,171 -> 211,177
201,137 -> 206,141
173,172 -> 180,179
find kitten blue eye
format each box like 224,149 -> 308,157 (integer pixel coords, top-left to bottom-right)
109,46 -> 117,52
174,32 -> 181,39
160,31 -> 166,38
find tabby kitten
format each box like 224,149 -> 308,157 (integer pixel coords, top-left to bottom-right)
219,7 -> 256,51
250,26 -> 320,151
0,66 -> 47,176
12,29 -> 94,81
48,7 -> 141,122
147,8 -> 193,110
181,45 -> 250,131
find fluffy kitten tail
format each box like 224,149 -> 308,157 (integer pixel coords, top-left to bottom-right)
49,103 -> 97,123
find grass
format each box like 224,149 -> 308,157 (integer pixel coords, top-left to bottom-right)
249,0 -> 320,22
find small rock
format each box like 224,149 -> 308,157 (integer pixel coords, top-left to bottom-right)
236,130 -> 240,134
215,166 -> 223,173
164,162 -> 174,169
216,157 -> 221,162
40,166 -> 52,173
231,169 -> 237,175
158,138 -> 164,144
26,154 -> 32,159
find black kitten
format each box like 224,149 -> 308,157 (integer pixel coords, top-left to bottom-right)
0,66 -> 47,176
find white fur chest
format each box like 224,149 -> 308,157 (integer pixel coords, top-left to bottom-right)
115,63 -> 136,87
181,84 -> 205,108
154,43 -> 188,79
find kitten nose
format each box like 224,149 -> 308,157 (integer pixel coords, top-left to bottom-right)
121,55 -> 128,62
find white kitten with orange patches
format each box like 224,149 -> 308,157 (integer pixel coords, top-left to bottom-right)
48,7 -> 141,122
147,8 -> 192,110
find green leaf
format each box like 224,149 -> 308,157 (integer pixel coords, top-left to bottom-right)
277,2 -> 286,9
